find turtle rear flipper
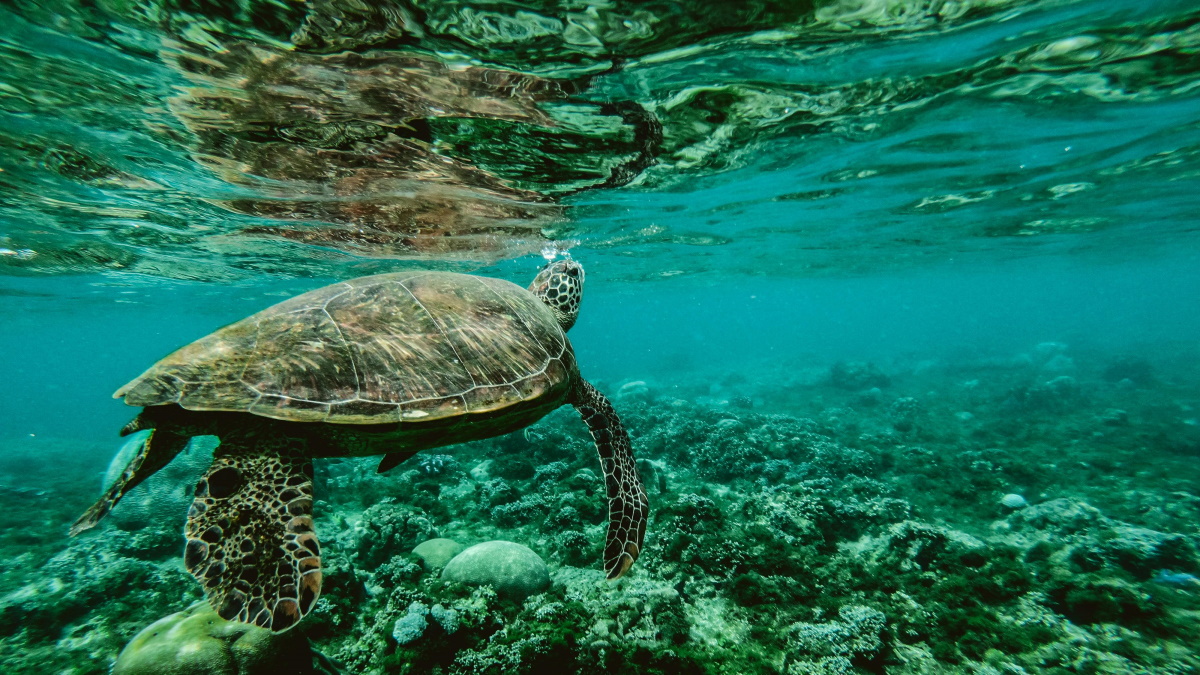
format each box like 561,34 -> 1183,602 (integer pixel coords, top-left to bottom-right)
70,427 -> 188,536
376,448 -> 419,474
186,439 -> 320,633
572,380 -> 648,579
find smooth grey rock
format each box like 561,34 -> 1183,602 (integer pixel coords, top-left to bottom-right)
441,541 -> 550,600
1011,498 -> 1104,534
413,538 -> 465,571
1000,494 -> 1027,509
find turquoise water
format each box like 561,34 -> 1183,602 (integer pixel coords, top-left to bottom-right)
2,0 -> 1200,673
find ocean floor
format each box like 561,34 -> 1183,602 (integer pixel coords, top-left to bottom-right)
1,341 -> 1199,674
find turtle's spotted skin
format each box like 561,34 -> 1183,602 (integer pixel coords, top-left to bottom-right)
185,435 -> 319,629
573,380 -> 647,577
529,261 -> 584,331
72,260 -> 648,633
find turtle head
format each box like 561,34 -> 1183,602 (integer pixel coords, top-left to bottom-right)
529,259 -> 584,331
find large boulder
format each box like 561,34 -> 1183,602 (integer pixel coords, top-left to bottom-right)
1097,525 -> 1197,578
413,538 -> 465,571
441,541 -> 550,600
112,602 -> 318,675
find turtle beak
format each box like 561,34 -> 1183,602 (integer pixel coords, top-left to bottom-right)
554,259 -> 584,285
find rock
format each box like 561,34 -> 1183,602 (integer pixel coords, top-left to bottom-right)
1046,576 -> 1154,626
112,602 -> 317,675
1013,376 -> 1080,411
636,458 -> 665,494
1033,342 -> 1068,360
616,380 -> 651,401
1103,356 -> 1154,385
413,538 -> 465,571
1099,526 -> 1197,577
441,541 -> 550,600
1098,408 -> 1129,426
856,387 -> 883,407
1044,375 -> 1079,397
829,361 -> 890,390
912,360 -> 940,376
1011,498 -> 1104,535
1041,354 -> 1076,374
1000,494 -> 1028,509
469,459 -> 493,481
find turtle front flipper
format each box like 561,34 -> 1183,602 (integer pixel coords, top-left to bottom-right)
571,380 -> 648,579
70,428 -> 188,536
185,436 -> 320,633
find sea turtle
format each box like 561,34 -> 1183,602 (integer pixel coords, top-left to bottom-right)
70,259 -> 648,632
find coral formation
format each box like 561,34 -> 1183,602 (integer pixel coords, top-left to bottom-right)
413,538 -> 466,571
786,605 -> 886,674
441,541 -> 551,600
112,602 -> 320,675
3,342 -> 1200,674
337,498 -> 439,568
1000,493 -> 1027,509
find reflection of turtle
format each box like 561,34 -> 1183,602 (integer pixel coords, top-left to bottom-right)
166,42 -> 565,259
164,41 -> 659,262
71,259 -> 647,633
160,39 -> 657,260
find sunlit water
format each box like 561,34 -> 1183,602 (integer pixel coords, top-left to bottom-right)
2,1 -> 1200,673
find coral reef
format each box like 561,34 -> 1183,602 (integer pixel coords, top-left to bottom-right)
2,342 -> 1199,673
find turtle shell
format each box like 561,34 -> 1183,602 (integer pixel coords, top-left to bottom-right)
115,271 -> 577,424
